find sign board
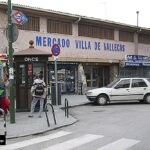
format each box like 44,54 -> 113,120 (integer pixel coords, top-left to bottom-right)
120,60 -> 150,67
125,55 -> 149,61
51,44 -> 60,56
11,10 -> 28,25
6,24 -> 19,43
24,57 -> 38,62
119,61 -> 125,68
0,54 -> 7,59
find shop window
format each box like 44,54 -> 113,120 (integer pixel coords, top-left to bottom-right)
33,63 -> 44,80
78,23 -> 114,40
17,15 -> 40,31
119,30 -> 134,42
50,68 -> 75,94
47,19 -> 72,35
19,64 -> 26,85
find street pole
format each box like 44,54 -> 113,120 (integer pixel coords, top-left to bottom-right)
136,11 -> 139,27
136,11 -> 139,55
8,0 -> 15,123
54,57 -> 58,106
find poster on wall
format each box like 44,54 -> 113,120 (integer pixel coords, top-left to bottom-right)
78,64 -> 87,94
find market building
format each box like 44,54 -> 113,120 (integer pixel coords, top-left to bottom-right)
0,2 -> 150,110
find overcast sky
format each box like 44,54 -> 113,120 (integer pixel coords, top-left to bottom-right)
1,0 -> 150,28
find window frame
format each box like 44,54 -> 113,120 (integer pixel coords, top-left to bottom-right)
131,79 -> 148,88
114,79 -> 130,89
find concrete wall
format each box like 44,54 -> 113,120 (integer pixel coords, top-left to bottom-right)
109,64 -> 118,83
0,9 -> 8,53
0,10 -> 150,61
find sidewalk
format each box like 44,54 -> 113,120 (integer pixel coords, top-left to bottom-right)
0,95 -> 89,139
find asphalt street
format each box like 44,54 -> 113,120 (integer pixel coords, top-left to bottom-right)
2,101 -> 150,150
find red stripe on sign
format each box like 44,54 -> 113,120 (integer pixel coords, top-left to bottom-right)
0,55 -> 7,58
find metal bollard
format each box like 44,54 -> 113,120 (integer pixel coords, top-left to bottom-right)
0,108 -> 6,145
45,103 -> 57,127
65,98 -> 69,118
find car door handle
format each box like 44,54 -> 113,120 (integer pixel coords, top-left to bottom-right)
144,88 -> 146,90
126,89 -> 130,91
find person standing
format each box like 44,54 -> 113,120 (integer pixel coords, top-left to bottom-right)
0,74 -> 10,116
28,74 -> 46,118
4,74 -> 9,99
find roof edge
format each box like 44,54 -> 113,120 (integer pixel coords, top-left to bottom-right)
0,1 -> 150,31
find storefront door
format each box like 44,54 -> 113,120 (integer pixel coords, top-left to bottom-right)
16,62 -> 46,111
16,63 -> 28,111
84,66 -> 109,90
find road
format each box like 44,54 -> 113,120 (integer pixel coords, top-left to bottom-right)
1,101 -> 150,150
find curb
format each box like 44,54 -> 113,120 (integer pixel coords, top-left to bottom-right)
60,102 -> 90,109
6,117 -> 78,139
5,102 -> 89,139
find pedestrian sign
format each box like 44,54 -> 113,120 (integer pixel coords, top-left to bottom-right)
51,44 -> 60,56
11,10 -> 28,25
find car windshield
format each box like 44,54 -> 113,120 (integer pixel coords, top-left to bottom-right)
106,78 -> 120,88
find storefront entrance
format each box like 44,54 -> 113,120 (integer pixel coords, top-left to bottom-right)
15,62 -> 47,111
14,43 -> 50,111
48,62 -> 78,94
84,65 -> 110,90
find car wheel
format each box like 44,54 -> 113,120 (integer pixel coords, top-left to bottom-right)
97,95 -> 107,105
145,94 -> 150,104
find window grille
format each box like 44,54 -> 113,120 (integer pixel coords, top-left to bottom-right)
119,30 -> 134,42
138,33 -> 150,44
47,19 -> 72,35
17,15 -> 40,31
78,23 -> 114,40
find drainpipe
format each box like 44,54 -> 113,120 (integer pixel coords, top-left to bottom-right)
75,16 -> 82,24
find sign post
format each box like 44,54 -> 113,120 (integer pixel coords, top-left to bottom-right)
7,3 -> 28,123
51,44 -> 60,106
8,0 -> 15,123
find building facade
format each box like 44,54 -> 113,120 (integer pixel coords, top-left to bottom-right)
0,2 -> 150,98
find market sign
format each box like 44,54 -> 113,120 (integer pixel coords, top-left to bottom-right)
125,55 -> 149,61
120,61 -> 150,67
11,10 -> 28,25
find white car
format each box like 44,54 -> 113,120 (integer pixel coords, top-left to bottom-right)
86,78 -> 150,105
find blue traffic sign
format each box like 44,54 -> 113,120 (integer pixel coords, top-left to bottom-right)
11,10 -> 28,25
51,44 -> 60,56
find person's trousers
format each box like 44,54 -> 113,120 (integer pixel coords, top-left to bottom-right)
0,97 -> 10,115
30,97 -> 44,117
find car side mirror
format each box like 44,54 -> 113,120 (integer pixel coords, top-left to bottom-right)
114,86 -> 119,89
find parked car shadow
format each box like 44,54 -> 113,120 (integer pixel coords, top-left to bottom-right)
87,100 -> 148,106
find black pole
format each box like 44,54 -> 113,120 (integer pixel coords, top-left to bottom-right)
8,0 -> 15,123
